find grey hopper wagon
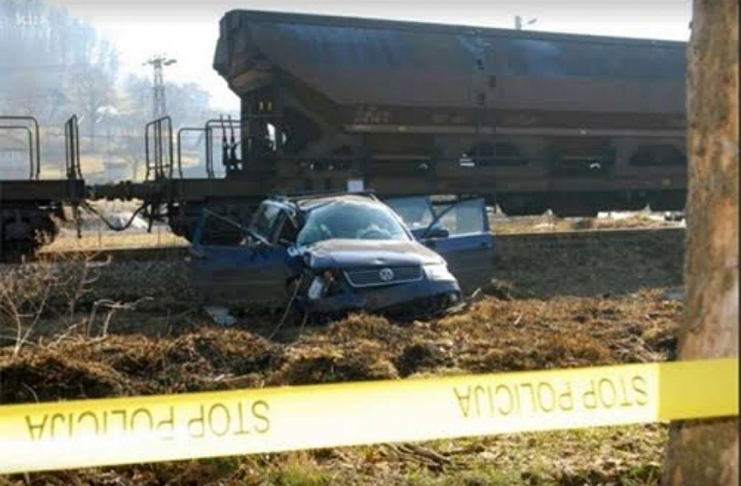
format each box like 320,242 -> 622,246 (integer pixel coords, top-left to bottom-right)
213,10 -> 686,217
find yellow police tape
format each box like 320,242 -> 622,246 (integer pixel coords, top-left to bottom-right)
0,358 -> 737,474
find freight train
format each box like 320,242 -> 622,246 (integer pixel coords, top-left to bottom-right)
0,10 -> 687,259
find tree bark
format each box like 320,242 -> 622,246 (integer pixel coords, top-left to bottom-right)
662,1 -> 739,485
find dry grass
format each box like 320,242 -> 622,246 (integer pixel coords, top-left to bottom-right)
0,289 -> 681,399
0,231 -> 685,486
0,288 -> 681,486
43,229 -> 188,252
0,253 -> 96,356
492,212 -> 682,235
0,425 -> 666,486
0,253 -> 175,357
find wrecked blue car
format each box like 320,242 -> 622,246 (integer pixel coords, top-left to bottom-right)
186,194 -> 494,317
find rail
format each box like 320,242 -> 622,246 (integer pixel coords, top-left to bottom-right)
144,116 -> 175,181
176,126 -> 204,178
64,115 -> 82,180
204,116 -> 242,178
35,226 -> 685,263
0,125 -> 33,179
0,115 -> 40,179
175,117 -> 244,179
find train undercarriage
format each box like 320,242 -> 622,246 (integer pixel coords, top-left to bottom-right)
1,110 -> 687,261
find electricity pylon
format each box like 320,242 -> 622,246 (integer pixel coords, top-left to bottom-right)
143,55 -> 177,118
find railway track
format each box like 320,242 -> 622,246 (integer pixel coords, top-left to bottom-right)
6,225 -> 684,306
34,226 -> 685,263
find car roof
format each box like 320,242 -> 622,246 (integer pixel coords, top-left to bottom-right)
302,194 -> 379,210
269,194 -> 381,213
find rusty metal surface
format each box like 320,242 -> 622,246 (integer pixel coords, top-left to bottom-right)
88,164 -> 685,206
0,180 -> 85,202
208,10 -> 688,218
91,178 -> 265,202
215,10 -> 685,120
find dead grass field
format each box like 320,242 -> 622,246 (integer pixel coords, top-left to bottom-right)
43,229 -> 188,252
0,231 -> 685,486
491,212 -> 682,235
0,291 -> 678,486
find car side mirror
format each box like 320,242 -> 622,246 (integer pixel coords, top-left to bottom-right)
427,226 -> 450,239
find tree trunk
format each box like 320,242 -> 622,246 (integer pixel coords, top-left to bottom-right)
662,1 -> 739,485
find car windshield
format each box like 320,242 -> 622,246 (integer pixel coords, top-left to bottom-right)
296,200 -> 410,246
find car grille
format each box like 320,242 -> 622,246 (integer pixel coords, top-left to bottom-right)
344,266 -> 423,288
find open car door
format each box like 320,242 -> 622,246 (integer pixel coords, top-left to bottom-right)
186,206 -> 289,308
386,197 -> 495,294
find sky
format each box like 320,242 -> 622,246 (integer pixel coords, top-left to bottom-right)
48,0 -> 693,111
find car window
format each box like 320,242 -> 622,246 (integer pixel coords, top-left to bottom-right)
296,201 -> 410,246
433,199 -> 488,235
385,196 -> 435,231
386,197 -> 488,237
275,212 -> 300,244
250,203 -> 281,240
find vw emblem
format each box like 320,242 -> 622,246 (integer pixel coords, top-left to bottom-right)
379,267 -> 395,282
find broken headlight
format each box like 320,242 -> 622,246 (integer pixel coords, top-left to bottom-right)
306,269 -> 344,300
424,263 -> 455,282
303,253 -> 314,267
307,275 -> 327,300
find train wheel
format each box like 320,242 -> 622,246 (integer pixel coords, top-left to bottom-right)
648,191 -> 686,212
498,195 -> 548,216
549,194 -> 601,218
1,217 -> 37,262
551,205 -> 599,218
32,215 -> 60,246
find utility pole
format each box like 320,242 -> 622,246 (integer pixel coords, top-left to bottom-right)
143,55 -> 176,118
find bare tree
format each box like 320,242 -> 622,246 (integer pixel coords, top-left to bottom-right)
71,62 -> 116,147
662,0 -> 739,485
0,0 -> 119,126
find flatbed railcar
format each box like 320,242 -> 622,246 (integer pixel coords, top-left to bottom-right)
0,116 -> 84,259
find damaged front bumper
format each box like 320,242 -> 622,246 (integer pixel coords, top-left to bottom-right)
297,277 -> 462,316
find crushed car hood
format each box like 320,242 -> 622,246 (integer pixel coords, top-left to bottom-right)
304,239 -> 444,268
